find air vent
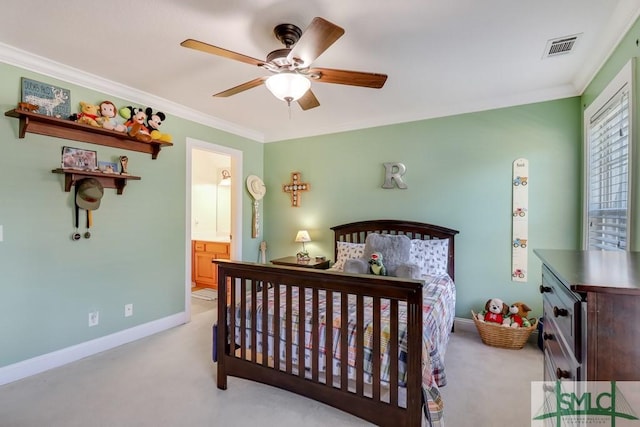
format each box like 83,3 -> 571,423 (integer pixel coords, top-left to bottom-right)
543,34 -> 581,58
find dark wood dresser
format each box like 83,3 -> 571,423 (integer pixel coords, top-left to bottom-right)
535,249 -> 640,381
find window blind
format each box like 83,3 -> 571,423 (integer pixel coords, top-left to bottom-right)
587,87 -> 630,250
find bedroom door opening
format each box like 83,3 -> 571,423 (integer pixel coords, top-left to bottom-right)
186,138 -> 243,318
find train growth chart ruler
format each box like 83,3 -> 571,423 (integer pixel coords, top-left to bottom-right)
512,158 -> 529,282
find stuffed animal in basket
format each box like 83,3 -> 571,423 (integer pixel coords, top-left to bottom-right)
368,252 -> 387,276
507,301 -> 532,328
476,298 -> 510,326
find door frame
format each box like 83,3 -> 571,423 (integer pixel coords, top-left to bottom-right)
185,137 -> 243,318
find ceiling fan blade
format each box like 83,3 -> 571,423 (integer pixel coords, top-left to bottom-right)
287,17 -> 345,67
213,77 -> 268,97
308,67 -> 387,88
180,39 -> 265,67
297,90 -> 320,111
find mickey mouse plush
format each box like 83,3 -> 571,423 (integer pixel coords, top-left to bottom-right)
119,106 -> 152,142
145,107 -> 172,142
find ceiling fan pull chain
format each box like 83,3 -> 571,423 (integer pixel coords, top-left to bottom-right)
286,97 -> 292,119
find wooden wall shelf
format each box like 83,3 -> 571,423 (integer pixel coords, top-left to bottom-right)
52,168 -> 141,195
5,109 -> 172,159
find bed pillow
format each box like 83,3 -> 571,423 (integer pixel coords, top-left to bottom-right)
331,242 -> 365,271
409,239 -> 449,276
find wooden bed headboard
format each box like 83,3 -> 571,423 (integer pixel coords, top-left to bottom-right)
331,219 -> 460,280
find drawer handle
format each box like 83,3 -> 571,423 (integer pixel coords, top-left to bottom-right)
556,367 -> 571,379
543,332 -> 554,341
553,306 -> 568,317
539,284 -> 552,293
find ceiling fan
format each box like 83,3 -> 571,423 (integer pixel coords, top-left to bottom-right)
180,17 -> 388,110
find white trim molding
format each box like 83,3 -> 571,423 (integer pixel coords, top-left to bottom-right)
0,42 -> 264,142
0,312 -> 187,386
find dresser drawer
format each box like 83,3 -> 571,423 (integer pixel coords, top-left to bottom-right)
194,241 -> 230,255
543,316 -> 581,382
541,265 -> 581,361
205,242 -> 229,254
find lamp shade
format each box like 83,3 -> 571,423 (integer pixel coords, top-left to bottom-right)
265,73 -> 311,102
295,230 -> 311,243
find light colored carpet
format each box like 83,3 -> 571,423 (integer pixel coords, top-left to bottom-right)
191,288 -> 217,301
0,307 -> 542,426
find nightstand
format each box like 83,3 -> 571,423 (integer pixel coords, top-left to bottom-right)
271,256 -> 330,269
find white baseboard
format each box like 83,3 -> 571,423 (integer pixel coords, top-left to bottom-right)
0,312 -> 188,386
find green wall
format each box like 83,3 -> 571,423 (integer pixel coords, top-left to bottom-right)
0,63 -> 263,368
263,98 -> 582,319
3,12 -> 638,374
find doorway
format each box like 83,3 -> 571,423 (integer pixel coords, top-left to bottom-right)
185,137 -> 243,318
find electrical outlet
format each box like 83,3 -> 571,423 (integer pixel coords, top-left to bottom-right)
88,311 -> 99,327
124,304 -> 133,317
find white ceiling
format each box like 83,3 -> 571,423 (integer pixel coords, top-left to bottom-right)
1,1 -> 639,143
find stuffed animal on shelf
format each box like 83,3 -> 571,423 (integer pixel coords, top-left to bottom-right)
507,301 -> 532,328
368,252 -> 387,276
75,101 -> 101,127
97,101 -> 126,132
476,298 -> 510,326
119,106 -> 152,142
145,107 -> 172,142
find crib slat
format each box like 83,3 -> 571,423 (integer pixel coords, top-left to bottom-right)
325,289 -> 333,387
285,284 -> 293,374
372,296 -> 381,402
273,284 -> 281,370
298,286 -> 305,378
261,281 -> 269,367
240,279 -> 247,360
229,276 -> 235,360
390,299 -> 399,407
340,292 -> 348,391
356,294 -> 364,396
251,282 -> 257,363
311,288 -> 319,381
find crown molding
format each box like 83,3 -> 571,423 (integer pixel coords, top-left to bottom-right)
0,42 -> 264,143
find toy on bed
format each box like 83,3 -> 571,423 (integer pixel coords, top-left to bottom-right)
475,298 -> 510,326
368,252 -> 387,275
507,301 -> 532,328
343,233 -> 420,279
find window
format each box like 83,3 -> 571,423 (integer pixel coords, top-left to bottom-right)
583,60 -> 634,250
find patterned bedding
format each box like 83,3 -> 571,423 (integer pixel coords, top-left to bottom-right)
233,274 -> 455,426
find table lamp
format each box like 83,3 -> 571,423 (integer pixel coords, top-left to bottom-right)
295,230 -> 311,260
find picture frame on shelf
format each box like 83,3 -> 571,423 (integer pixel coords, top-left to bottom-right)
98,161 -> 119,174
61,146 -> 97,171
20,78 -> 70,118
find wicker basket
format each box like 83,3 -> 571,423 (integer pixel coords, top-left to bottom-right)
471,310 -> 537,349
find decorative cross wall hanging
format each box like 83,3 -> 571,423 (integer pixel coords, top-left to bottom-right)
282,171 -> 310,207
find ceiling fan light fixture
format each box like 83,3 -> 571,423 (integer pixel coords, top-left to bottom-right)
265,73 -> 311,103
